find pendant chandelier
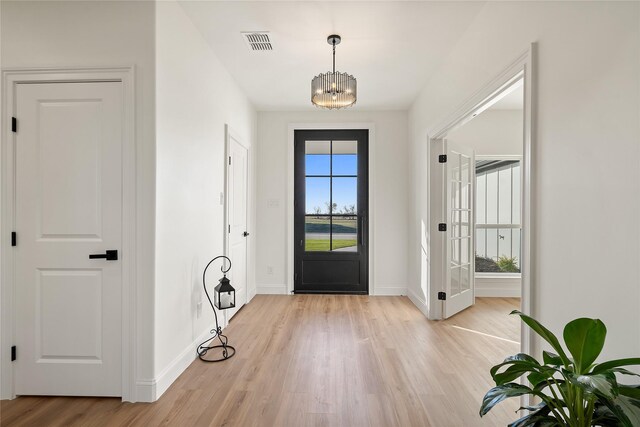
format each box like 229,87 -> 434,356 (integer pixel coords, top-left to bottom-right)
311,35 -> 357,109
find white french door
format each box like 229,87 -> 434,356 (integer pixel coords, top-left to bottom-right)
225,130 -> 249,321
444,139 -> 475,318
14,81 -> 124,396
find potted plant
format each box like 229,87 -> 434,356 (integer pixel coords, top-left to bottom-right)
480,311 -> 640,426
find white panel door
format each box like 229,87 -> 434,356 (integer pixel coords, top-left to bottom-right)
444,139 -> 475,318
15,82 -> 123,396
226,134 -> 248,321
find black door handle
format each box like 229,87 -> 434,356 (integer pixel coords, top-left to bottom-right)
89,250 -> 118,261
243,231 -> 250,237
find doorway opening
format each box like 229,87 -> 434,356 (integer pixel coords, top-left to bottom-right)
427,47 -> 534,362
293,129 -> 369,294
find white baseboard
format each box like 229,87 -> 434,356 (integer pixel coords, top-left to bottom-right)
408,288 -> 430,319
374,286 -> 407,296
256,284 -> 288,295
135,328 -> 212,402
247,286 -> 257,302
476,276 -> 521,297
134,379 -> 156,403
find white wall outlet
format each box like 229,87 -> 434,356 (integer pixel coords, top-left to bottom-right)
267,265 -> 274,275
196,301 -> 203,318
219,192 -> 224,205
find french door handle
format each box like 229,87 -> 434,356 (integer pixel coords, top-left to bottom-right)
243,231 -> 250,237
89,250 -> 118,261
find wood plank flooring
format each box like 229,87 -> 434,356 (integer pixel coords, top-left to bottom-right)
1,296 -> 521,426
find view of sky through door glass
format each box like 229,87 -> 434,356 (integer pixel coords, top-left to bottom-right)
305,140 -> 358,252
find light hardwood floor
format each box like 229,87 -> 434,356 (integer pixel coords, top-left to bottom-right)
1,296 -> 521,426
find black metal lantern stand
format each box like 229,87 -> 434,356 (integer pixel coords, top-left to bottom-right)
197,255 -> 236,362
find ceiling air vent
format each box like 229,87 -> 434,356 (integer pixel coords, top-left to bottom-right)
242,32 -> 273,52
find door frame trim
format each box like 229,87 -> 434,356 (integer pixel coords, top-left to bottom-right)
1,67 -> 137,401
425,44 -> 536,359
286,123 -> 376,295
223,124 -> 251,325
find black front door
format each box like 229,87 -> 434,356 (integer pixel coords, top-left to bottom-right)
294,129 -> 369,294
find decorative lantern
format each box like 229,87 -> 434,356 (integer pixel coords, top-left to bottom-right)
214,274 -> 236,310
197,255 -> 236,362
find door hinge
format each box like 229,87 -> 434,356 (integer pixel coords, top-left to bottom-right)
438,223 -> 447,232
11,117 -> 17,133
228,156 -> 231,165
438,154 -> 447,163
438,292 -> 447,301
11,345 -> 16,361
228,224 -> 231,233
294,273 -> 298,281
299,239 -> 302,247
11,232 -> 16,246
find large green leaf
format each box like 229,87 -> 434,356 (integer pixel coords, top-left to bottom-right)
507,403 -> 559,427
605,394 -> 640,427
542,351 -> 563,366
563,318 -> 607,374
490,354 -> 543,385
618,385 -> 640,400
511,311 -> 571,366
568,372 -> 617,399
480,383 -> 533,416
592,358 -> 640,374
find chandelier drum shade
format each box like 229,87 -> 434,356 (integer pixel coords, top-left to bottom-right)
311,35 -> 357,109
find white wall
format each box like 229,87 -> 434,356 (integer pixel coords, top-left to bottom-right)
447,109 -> 523,156
256,110 -> 409,296
154,1 -> 257,400
408,1 -> 640,360
1,0 -> 157,400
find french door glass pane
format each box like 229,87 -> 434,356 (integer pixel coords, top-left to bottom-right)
332,140 -> 357,175
305,177 -> 330,215
332,177 -> 357,214
332,218 -> 357,252
305,140 -> 330,175
305,215 -> 330,252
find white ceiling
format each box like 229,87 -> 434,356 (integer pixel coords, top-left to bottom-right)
179,1 -> 486,111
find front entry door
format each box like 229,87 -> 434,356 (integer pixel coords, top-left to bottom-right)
226,130 -> 249,320
14,81 -> 123,396
294,130 -> 369,294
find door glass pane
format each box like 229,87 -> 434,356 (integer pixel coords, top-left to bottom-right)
332,140 -> 357,175
305,215 -> 331,251
461,264 -> 470,291
451,239 -> 460,265
305,177 -> 330,252
450,266 -> 460,295
305,140 -> 330,175
305,177 -> 330,215
461,237 -> 470,264
332,177 -> 357,215
332,218 -> 357,252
